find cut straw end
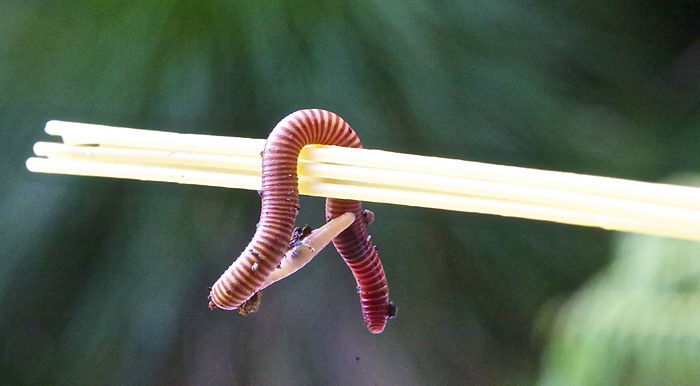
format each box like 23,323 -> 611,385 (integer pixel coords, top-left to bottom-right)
45,120 -> 266,156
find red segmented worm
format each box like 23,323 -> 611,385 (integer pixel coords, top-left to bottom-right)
209,109 -> 395,334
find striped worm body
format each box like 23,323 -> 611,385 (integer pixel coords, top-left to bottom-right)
209,109 -> 394,334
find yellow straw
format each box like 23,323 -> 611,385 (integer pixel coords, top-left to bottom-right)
26,120 -> 700,241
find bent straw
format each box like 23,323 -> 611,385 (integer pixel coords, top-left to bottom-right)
26,120 -> 700,241
260,212 -> 356,290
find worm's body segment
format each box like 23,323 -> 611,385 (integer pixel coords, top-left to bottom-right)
209,109 -> 393,333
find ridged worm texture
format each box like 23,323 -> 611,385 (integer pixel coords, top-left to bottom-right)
209,109 -> 394,334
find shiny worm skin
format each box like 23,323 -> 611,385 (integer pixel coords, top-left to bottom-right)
209,109 -> 394,334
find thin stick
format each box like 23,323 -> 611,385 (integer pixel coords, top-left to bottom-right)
26,120 -> 700,241
260,212 -> 356,290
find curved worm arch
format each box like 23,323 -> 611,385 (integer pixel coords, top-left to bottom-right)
209,109 -> 394,334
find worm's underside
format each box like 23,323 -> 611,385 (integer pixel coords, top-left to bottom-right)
209,109 -> 393,333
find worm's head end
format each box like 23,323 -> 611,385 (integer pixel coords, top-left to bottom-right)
368,321 -> 387,334
207,285 -> 240,311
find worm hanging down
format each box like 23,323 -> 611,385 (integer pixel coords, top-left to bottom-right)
209,109 -> 395,334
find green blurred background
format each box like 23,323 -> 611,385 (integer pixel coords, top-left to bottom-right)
2,1 -> 699,385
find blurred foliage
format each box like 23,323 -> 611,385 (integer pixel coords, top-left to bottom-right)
1,1 -> 698,385
540,174 -> 700,386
